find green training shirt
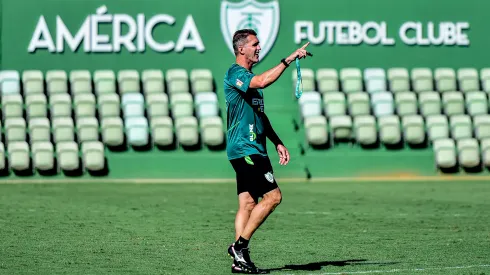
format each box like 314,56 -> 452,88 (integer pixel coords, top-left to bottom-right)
224,63 -> 267,160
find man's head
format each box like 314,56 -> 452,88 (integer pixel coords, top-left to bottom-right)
233,29 -> 261,64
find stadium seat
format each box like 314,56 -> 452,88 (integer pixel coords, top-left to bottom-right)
411,68 -> 433,92
195,92 -> 219,118
170,93 -> 194,118
101,117 -> 124,147
465,91 -> 488,116
418,92 -> 441,117
166,69 -> 189,94
450,115 -> 472,140
0,70 -> 20,95
329,115 -> 352,141
69,70 -> 92,95
52,117 -> 75,143
2,94 -> 23,119
481,68 -> 490,93
457,68 -> 479,92
316,69 -> 338,93
402,115 -> 425,145
98,93 -> 121,118
94,70 -> 116,95
434,68 -> 457,92
387,68 -> 410,93
433,138 -> 457,169
74,93 -> 96,119
76,117 -> 99,143
122,93 -> 144,118
304,116 -> 328,146
146,93 -> 169,118
8,141 -> 30,171
26,94 -> 47,119
395,92 -> 417,116
426,115 -> 449,142
49,93 -> 72,118
371,92 -> 394,117
31,141 -> 54,171
323,92 -> 346,117
347,92 -> 370,116
354,115 -> 377,145
442,92 -> 464,116
118,70 -> 140,94
5,118 -> 26,143
28,118 -> 51,143
56,141 -> 79,172
473,115 -> 490,140
22,70 -> 44,95
0,143 -> 4,171
298,91 -> 322,118
81,141 -> 105,171
340,68 -> 362,93
190,69 -> 214,94
175,116 -> 199,146
125,117 -> 149,146
142,69 -> 165,94
46,70 -> 68,95
378,115 -> 401,145
364,68 -> 386,93
292,68 -> 315,92
480,138 -> 490,167
200,117 -> 224,146
457,138 -> 480,168
150,116 -> 174,147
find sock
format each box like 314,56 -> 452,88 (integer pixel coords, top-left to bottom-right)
234,236 -> 249,250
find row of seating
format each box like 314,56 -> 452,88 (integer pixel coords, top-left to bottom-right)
434,138 -> 490,169
299,90 -> 490,118
294,67 -> 490,94
0,69 -> 214,96
304,114 -> 490,147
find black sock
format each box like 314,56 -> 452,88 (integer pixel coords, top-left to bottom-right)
234,236 -> 249,250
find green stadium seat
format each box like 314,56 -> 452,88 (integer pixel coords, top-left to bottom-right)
411,68 -> 433,92
323,92 -> 346,117
378,116 -> 402,146
316,69 -> 338,93
170,93 -> 194,119
371,92 -> 394,117
28,118 -> 50,143
31,141 -> 54,171
433,138 -> 457,169
142,69 -> 164,94
340,68 -> 362,93
364,68 -> 386,93
56,141 -> 79,172
200,117 -> 224,146
457,68 -> 479,92
442,92 -> 464,116
388,68 -> 410,93
195,92 -> 219,118
465,91 -> 488,116
118,70 -> 140,94
122,93 -> 144,118
0,70 -> 20,95
46,70 -> 68,95
5,118 -> 26,143
473,115 -> 490,140
175,116 -> 199,146
303,116 -> 328,146
49,93 -> 72,118
395,92 -> 417,116
435,68 -> 456,92
329,115 -> 352,141
166,69 -> 189,94
480,138 -> 490,167
418,92 -> 441,117
292,68 -> 315,92
26,94 -> 47,119
150,116 -> 174,147
82,141 -> 105,171
94,70 -> 116,95
0,142 -> 4,171
76,117 -> 99,143
347,92 -> 370,116
426,115 -> 449,142
354,115 -> 377,145
146,93 -> 169,118
101,117 -> 124,147
457,138 -> 480,168
22,70 -> 44,95
481,68 -> 490,93
52,117 -> 75,143
450,115 -> 472,140
2,94 -> 23,119
69,70 -> 92,95
125,117 -> 149,147
74,93 -> 96,119
298,91 -> 322,118
8,141 -> 30,171
97,93 -> 120,118
402,115 -> 425,145
190,69 -> 213,94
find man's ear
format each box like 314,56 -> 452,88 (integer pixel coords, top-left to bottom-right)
238,45 -> 245,55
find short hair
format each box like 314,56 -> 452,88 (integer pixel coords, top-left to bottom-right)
232,29 -> 257,55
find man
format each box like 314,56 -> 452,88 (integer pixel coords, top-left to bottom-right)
223,29 -> 310,274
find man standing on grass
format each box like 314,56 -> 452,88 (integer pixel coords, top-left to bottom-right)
223,28 -> 310,274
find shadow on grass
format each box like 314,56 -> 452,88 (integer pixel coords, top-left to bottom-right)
265,259 -> 399,272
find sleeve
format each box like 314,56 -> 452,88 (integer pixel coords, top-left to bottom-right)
228,67 -> 255,93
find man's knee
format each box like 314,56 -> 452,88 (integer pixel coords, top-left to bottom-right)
264,188 -> 282,208
239,192 -> 257,212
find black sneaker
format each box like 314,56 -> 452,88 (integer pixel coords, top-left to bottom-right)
231,261 -> 269,274
228,244 -> 269,274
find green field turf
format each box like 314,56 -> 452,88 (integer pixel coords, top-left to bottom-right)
0,180 -> 489,275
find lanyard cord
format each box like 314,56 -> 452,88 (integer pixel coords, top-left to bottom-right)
295,58 -> 303,99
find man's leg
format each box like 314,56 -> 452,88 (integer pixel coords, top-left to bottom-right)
235,192 -> 257,240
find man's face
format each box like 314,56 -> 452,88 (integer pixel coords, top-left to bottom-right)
241,35 -> 261,63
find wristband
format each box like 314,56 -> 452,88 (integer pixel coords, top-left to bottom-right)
281,58 -> 289,67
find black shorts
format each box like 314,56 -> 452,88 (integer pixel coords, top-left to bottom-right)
230,154 -> 279,200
